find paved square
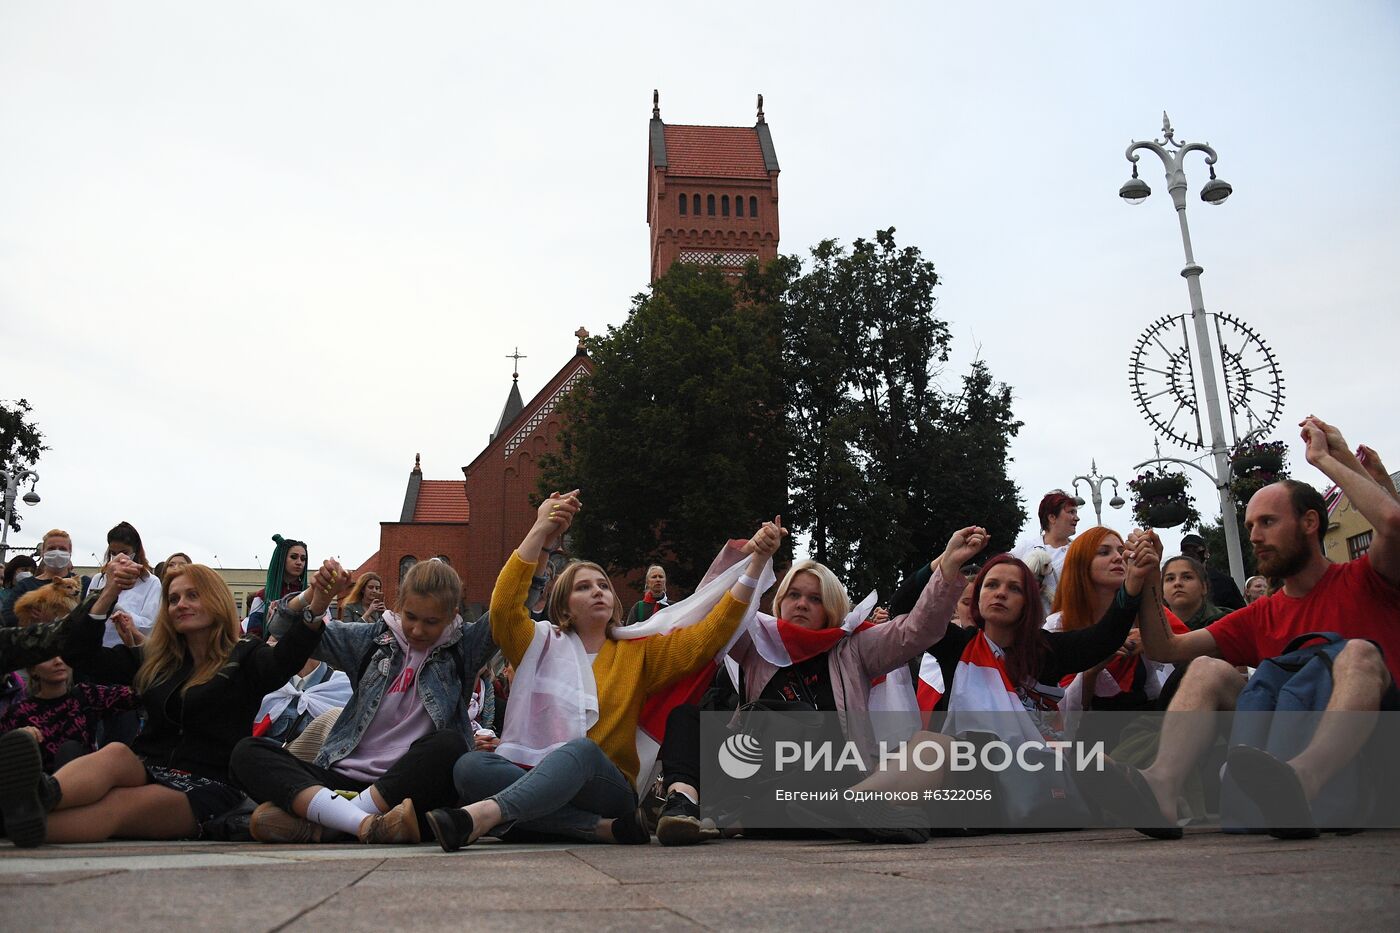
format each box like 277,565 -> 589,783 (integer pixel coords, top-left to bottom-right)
2,829 -> 1396,931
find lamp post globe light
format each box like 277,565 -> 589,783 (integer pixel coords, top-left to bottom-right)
1072,460 -> 1124,527
1,468 -> 42,564
1119,112 -> 1246,586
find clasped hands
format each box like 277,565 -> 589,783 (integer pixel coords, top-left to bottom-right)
298,559 -> 354,616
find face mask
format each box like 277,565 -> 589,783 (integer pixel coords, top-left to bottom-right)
41,550 -> 72,570
13,571 -> 33,583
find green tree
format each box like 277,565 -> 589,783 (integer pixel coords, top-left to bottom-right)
0,399 -> 47,533
1196,513 -> 1258,578
538,259 -> 794,589
785,229 -> 1025,598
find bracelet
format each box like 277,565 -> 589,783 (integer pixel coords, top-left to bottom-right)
737,573 -> 760,589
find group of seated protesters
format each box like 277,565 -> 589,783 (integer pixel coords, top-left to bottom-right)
0,415 -> 1397,850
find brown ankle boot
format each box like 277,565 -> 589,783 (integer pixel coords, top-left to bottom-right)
359,798 -> 421,844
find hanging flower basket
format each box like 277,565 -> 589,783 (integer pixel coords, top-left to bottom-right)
1134,476 -> 1183,500
1228,439 -> 1290,511
1230,440 -> 1287,478
1145,501 -> 1191,528
1129,466 -> 1200,529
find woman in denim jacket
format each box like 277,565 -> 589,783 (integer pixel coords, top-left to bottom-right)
231,558 -> 542,844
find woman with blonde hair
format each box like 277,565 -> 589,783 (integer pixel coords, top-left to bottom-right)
426,491 -> 784,851
648,529 -> 984,845
0,556 -> 330,847
337,572 -> 385,624
233,557 -> 506,846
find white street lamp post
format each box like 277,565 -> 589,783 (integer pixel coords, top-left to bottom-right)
1072,460 -> 1125,527
0,468 -> 42,565
1120,113 -> 1245,587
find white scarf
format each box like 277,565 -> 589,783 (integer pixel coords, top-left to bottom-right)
255,663 -> 354,726
495,555 -> 773,787
941,629 -> 1064,748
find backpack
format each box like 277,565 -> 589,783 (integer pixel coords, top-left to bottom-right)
1221,632 -> 1375,831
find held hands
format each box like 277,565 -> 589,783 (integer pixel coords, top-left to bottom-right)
747,516 -> 787,559
940,526 -> 989,579
537,490 -> 581,536
104,554 -> 142,593
112,610 -> 144,647
1300,415 -> 1350,469
303,559 -> 352,617
1123,529 -> 1161,596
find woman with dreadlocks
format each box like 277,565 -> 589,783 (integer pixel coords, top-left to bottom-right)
246,536 -> 308,638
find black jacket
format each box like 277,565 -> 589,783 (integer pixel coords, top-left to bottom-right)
62,599 -> 321,782
890,562 -> 1139,713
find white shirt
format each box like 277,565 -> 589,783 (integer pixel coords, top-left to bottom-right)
1008,537 -> 1070,614
87,571 -> 163,647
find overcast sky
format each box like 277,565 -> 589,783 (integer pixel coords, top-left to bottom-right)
2,1 -> 1397,580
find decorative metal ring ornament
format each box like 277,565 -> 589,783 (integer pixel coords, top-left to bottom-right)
1129,313 -> 1285,450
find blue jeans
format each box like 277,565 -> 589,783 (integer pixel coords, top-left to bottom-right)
452,737 -> 636,841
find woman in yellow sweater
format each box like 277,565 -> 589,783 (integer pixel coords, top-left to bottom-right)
427,490 -> 783,851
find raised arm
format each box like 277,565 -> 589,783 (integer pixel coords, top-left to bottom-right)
60,557 -> 147,685
1127,530 -> 1221,664
247,560 -> 341,691
641,517 -> 786,690
853,526 -> 989,676
491,492 -> 580,665
1302,416 -> 1400,586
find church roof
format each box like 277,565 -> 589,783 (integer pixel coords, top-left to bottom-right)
660,124 -> 772,179
411,480 -> 470,523
491,379 -> 525,442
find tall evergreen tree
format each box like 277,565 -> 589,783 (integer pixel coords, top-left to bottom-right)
785,229 -> 1024,597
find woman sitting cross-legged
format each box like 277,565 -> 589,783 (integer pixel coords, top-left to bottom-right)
651,526 -> 986,846
0,557 -> 325,847
845,537 -> 1160,829
232,557 -> 505,844
1043,527 -> 1189,755
425,491 -> 785,851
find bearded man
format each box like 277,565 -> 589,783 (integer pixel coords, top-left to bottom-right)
1086,416 -> 1400,839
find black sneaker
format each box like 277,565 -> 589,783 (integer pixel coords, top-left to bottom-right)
426,807 -> 475,853
0,730 -> 46,848
656,791 -> 719,847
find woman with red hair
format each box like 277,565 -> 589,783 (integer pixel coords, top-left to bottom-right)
1046,528 -> 1187,744
847,544 -> 1160,828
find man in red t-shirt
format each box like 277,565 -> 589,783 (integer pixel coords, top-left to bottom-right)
1095,416 -> 1400,839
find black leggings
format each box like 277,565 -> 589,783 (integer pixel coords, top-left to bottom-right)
231,730 -> 468,830
659,704 -> 702,789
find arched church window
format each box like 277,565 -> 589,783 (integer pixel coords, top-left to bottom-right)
721,195 -> 730,216
736,196 -> 744,217
678,193 -> 687,215
749,196 -> 758,217
399,555 -> 416,582
707,194 -> 715,216
693,194 -> 701,215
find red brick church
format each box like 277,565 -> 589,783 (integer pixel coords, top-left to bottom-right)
356,93 -> 780,612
